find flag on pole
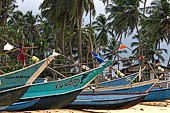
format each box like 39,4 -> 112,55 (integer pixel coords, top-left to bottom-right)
92,52 -> 104,63
51,49 -> 60,57
119,44 -> 127,50
17,48 -> 25,66
4,43 -> 14,50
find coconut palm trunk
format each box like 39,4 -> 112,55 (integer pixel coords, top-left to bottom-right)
78,0 -> 84,72
61,11 -> 67,73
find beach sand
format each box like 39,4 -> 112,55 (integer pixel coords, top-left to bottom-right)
2,100 -> 170,113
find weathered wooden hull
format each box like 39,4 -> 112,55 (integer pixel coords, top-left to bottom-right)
64,94 -> 147,110
64,79 -> 157,110
84,79 -> 158,94
2,61 -> 112,110
99,73 -> 170,101
19,89 -> 83,110
0,85 -> 29,106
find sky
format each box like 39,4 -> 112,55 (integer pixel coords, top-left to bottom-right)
16,0 -> 170,66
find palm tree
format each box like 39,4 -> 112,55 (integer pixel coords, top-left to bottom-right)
23,11 -> 40,45
73,0 -> 95,72
103,37 -> 127,79
7,10 -> 26,46
93,14 -> 112,52
131,33 -> 168,63
106,0 -> 144,57
0,0 -> 16,27
141,0 -> 170,44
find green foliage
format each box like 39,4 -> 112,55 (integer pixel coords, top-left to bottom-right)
0,0 -> 169,77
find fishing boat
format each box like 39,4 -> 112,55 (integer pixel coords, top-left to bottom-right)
0,98 -> 40,111
97,64 -> 170,101
93,74 -> 170,102
0,54 -> 55,90
97,72 -> 138,87
144,80 -> 170,101
5,60 -> 111,110
64,79 -> 158,110
0,54 -> 56,106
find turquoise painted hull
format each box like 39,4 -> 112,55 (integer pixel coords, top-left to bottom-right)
0,55 -> 55,107
3,61 -> 112,110
0,59 -> 45,90
21,61 -> 111,99
20,89 -> 83,110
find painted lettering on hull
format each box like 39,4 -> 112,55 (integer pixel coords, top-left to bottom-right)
55,74 -> 89,90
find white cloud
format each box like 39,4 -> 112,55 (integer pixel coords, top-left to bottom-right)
16,0 -> 43,15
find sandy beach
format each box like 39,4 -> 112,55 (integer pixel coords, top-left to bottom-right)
1,100 -> 170,113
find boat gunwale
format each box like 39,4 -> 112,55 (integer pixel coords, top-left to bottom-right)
21,87 -> 84,100
20,62 -> 110,99
83,79 -> 158,93
98,72 -> 138,85
26,62 -> 108,86
74,93 -> 147,102
0,84 -> 30,94
0,57 -> 48,77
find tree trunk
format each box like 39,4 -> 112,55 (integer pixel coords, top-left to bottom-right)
78,0 -> 84,72
87,10 -> 94,67
135,23 -> 143,57
61,11 -> 67,72
55,27 -> 59,51
69,22 -> 75,62
143,0 -> 147,15
2,0 -> 9,27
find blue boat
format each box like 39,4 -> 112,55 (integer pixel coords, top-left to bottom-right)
64,79 -> 158,109
0,54 -> 55,106
3,60 -> 112,110
0,98 -> 40,111
144,80 -> 170,101
97,73 -> 138,87
98,73 -> 170,101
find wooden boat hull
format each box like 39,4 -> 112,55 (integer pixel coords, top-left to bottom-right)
0,85 -> 29,106
19,89 -> 83,110
0,55 -> 55,91
144,88 -> 170,101
83,79 -> 158,94
2,61 -> 112,110
0,98 -> 39,111
144,80 -> 170,101
64,94 -> 147,110
99,73 -> 170,101
64,79 -> 157,110
97,73 -> 138,87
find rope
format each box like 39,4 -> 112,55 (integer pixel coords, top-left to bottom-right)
147,61 -> 159,78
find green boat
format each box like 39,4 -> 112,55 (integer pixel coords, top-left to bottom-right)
0,54 -> 56,106
15,61 -> 112,110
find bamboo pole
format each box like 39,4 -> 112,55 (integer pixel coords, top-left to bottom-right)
0,46 -> 38,56
47,66 -> 66,78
